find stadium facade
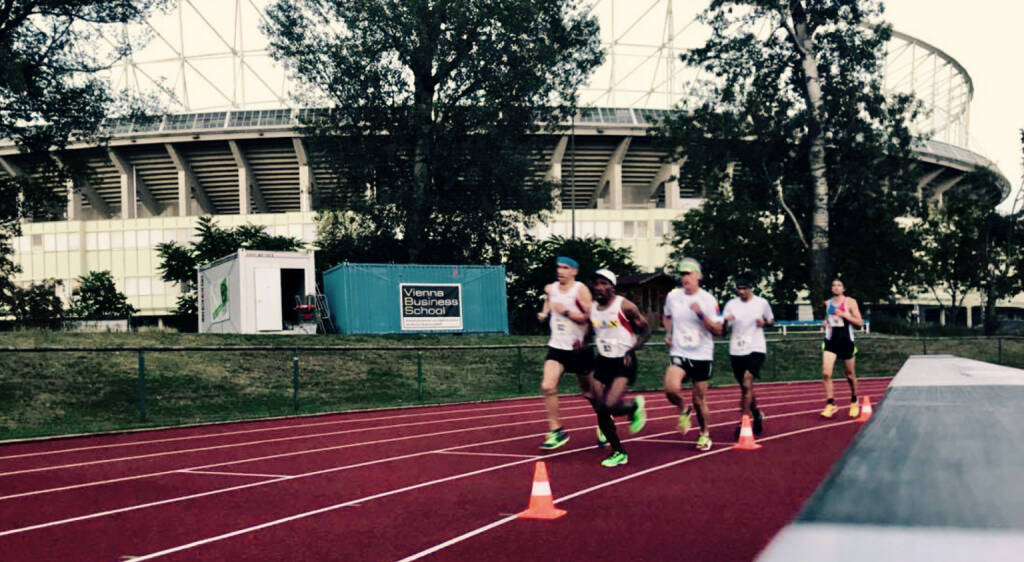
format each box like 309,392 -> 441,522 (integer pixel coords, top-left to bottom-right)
0,1 -> 1010,318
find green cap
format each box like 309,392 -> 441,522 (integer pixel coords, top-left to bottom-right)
677,258 -> 701,274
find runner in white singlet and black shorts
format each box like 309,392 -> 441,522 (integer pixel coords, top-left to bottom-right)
722,276 -> 774,438
820,278 -> 863,419
536,256 -> 594,450
588,269 -> 651,467
662,258 -> 723,452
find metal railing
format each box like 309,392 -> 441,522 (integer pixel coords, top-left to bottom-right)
0,335 -> 1020,440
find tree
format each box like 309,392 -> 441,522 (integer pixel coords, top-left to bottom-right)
263,0 -> 604,264
912,168 -> 1014,329
68,270 -> 137,319
156,217 -> 305,318
7,279 -> 63,327
504,235 -> 635,333
656,0 -> 922,311
0,0 -> 168,315
665,189 -> 802,305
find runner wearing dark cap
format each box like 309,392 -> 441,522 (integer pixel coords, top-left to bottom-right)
722,276 -> 774,437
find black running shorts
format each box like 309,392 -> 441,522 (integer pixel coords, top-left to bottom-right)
822,338 -> 856,361
730,352 -> 766,381
593,352 -> 638,386
545,346 -> 594,374
669,356 -> 713,382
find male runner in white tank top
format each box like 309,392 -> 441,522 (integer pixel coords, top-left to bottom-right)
536,256 -> 593,450
588,269 -> 651,467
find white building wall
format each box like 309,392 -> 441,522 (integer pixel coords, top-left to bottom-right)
12,211 -> 317,315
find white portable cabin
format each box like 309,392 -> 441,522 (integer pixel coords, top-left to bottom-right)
197,249 -> 317,334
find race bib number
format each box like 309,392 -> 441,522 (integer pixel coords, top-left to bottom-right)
734,336 -> 751,351
828,315 -> 844,327
597,338 -> 614,355
553,315 -> 570,332
679,328 -> 700,347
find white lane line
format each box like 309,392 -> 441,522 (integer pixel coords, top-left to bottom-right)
0,388 -> 850,502
0,382 -> 863,478
0,378 -> 888,462
0,386 -> 872,501
0,401 -> 548,461
103,409 -> 851,561
397,420 -> 861,562
0,403 -> 840,538
436,451 -> 537,459
179,470 -> 288,479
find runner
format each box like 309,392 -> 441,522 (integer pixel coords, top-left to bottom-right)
588,268 -> 651,467
722,276 -> 774,437
820,278 -> 863,418
662,258 -> 723,451
536,256 -> 594,450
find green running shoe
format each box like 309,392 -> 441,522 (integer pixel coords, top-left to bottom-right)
677,407 -> 692,436
600,450 -> 629,467
539,429 -> 569,450
695,433 -> 712,451
629,396 -> 647,434
596,427 -> 608,448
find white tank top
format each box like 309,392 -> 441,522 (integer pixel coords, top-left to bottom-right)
547,281 -> 587,350
589,296 -> 636,358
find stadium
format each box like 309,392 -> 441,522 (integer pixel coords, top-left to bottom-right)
0,0 -> 1010,318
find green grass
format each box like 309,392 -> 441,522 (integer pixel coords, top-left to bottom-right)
0,329 -> 1021,440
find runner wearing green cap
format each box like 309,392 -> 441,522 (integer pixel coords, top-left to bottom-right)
662,258 -> 723,451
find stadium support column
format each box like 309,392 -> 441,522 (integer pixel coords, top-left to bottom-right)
166,143 -> 214,216
546,136 -> 568,211
292,138 -> 315,212
53,154 -> 111,219
110,149 -> 162,218
648,158 -> 686,209
229,140 -> 268,215
590,137 -> 630,209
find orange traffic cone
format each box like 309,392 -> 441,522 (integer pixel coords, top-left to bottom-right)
856,396 -> 873,424
518,461 -> 567,520
732,414 -> 762,450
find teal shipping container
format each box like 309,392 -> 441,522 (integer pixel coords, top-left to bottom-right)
322,263 -> 508,334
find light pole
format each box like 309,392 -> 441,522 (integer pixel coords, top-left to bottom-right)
570,112 -> 576,238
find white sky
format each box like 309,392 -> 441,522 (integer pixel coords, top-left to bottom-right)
883,1 -> 1024,212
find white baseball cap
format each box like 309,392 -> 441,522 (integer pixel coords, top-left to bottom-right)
594,268 -> 617,286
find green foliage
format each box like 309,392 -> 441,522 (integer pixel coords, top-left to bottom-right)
264,0 -> 604,264
914,168 -> 1024,329
156,217 -> 305,317
7,279 -> 64,327
656,0 -> 922,308
666,190 -> 801,305
504,235 -> 635,333
0,1 -> 169,310
68,271 -> 137,319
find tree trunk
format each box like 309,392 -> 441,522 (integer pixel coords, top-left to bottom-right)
789,1 -> 830,316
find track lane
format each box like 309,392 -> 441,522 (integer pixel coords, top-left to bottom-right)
0,379 -> 891,561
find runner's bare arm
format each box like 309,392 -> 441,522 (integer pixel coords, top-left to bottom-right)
842,298 -> 864,327
569,284 -> 593,325
623,299 -> 651,350
662,314 -> 673,346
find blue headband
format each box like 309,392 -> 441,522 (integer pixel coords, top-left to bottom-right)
556,256 -> 578,269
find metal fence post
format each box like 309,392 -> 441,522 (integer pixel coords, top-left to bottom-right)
922,337 -> 927,355
292,348 -> 300,413
516,346 -> 523,393
136,350 -> 147,423
416,350 -> 424,402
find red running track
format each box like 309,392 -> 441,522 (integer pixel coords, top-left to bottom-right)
0,377 -> 891,561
